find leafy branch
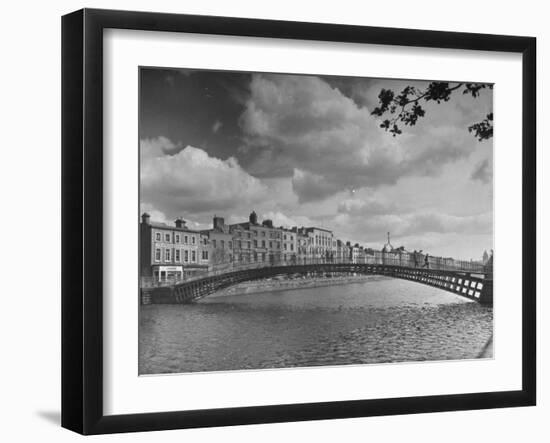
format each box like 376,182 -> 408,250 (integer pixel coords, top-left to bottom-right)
371,82 -> 493,140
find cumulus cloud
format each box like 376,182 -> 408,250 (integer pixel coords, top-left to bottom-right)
141,136 -> 183,160
139,202 -> 170,224
238,74 -> 484,202
338,197 -> 400,216
260,210 -> 313,229
291,169 -> 341,202
471,158 -> 492,184
404,212 -> 493,236
332,209 -> 492,242
212,120 -> 223,133
324,76 -> 379,109
140,137 -> 267,217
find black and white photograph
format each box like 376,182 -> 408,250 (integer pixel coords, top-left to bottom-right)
138,67 -> 494,375
1,0 -> 544,439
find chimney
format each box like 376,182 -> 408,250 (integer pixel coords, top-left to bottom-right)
213,215 -> 225,231
249,211 -> 258,225
175,218 -> 187,229
141,213 -> 150,225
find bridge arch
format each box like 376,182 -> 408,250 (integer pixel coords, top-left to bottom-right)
142,263 -> 493,306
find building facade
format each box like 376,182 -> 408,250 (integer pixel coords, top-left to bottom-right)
336,239 -> 351,262
229,211 -> 283,265
349,242 -> 363,263
281,227 -> 298,263
201,216 -> 234,269
294,228 -> 310,263
140,210 -> 410,285
305,227 -> 335,260
140,213 -> 207,285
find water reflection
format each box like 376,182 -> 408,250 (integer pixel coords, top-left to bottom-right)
139,277 -> 493,374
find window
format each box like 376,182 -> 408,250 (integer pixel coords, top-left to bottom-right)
277,242 -> 281,249
238,240 -> 242,249
284,234 -> 287,240
212,239 -> 217,248
175,249 -> 180,262
247,241 -> 251,249
165,248 -> 171,261
248,232 -> 251,238
155,232 -> 161,241
291,244 -> 294,251
284,244 -> 287,251
229,241 -> 233,249
192,236 -> 196,245
253,240 -> 257,247
262,240 -> 266,248
221,240 -> 225,249
262,231 -> 266,237
155,248 -> 161,261
269,241 -> 273,248
184,250 -> 189,262
175,234 -> 180,243
184,235 -> 188,244
165,233 -> 171,242
192,251 -> 196,262
202,250 -> 208,260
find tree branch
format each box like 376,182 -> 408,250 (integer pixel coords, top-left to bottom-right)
371,82 -> 492,139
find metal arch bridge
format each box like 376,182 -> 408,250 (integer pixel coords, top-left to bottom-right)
141,256 -> 493,306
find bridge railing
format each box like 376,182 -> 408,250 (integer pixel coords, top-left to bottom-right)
141,251 -> 490,288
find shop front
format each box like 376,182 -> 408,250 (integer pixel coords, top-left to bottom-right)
153,265 -> 184,284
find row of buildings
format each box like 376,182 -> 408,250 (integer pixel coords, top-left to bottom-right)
140,211 -> 381,284
139,210 -> 488,285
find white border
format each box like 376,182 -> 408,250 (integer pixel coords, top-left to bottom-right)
104,29 -> 523,416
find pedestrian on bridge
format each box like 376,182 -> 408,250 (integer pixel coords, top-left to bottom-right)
413,250 -> 419,268
423,253 -> 430,269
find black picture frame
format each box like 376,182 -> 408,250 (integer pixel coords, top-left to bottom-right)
61,8 -> 536,435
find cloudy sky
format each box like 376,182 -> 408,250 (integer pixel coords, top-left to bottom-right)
139,67 -> 493,260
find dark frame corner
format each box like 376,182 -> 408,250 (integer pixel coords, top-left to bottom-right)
62,8 -> 536,435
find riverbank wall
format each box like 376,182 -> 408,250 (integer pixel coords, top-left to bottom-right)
208,275 -> 390,298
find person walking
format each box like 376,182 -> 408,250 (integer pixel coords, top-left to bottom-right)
423,253 -> 430,268
413,250 -> 418,268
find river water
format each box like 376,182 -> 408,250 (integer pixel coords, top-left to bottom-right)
139,277 -> 493,375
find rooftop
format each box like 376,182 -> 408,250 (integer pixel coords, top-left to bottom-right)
148,221 -> 200,233
304,226 -> 333,234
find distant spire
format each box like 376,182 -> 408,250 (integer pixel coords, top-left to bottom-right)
382,231 -> 394,252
